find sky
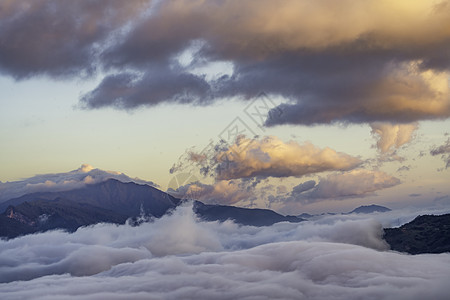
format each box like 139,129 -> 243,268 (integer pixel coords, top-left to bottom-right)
1,0 -> 450,214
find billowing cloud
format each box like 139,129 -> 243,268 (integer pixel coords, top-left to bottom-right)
184,136 -> 362,180
170,180 -> 255,206
88,1 -> 450,124
264,62 -> 450,125
0,203 -> 390,283
430,138 -> 450,168
285,169 -> 401,204
0,164 -> 158,203
1,203 -> 450,299
370,122 -> 419,153
1,1 -> 449,125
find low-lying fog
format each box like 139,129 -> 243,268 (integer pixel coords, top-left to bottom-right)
1,203 -> 450,300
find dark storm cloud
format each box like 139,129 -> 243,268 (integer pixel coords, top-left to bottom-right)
0,0 -> 148,78
82,0 -> 450,124
1,0 -> 450,125
80,65 -> 211,109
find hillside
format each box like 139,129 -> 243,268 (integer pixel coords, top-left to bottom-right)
384,214 -> 450,254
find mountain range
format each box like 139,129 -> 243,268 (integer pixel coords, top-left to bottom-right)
0,179 -> 303,239
297,204 -> 392,219
1,178 -> 449,255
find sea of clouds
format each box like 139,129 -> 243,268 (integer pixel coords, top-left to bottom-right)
1,203 -> 450,299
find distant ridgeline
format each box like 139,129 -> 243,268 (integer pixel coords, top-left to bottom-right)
0,179 -> 303,239
347,204 -> 391,214
1,178 -> 449,255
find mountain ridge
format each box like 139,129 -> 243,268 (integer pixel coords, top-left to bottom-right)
0,179 -> 180,217
1,179 -> 303,239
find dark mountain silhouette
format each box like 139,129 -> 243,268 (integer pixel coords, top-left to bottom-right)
194,201 -> 303,226
0,213 -> 35,238
0,179 -> 180,217
348,204 -> 391,214
1,179 -> 303,239
0,198 -> 128,239
297,213 -> 314,219
384,214 -> 450,254
296,204 -> 391,219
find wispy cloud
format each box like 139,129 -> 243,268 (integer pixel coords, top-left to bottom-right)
275,169 -> 401,205
430,138 -> 450,169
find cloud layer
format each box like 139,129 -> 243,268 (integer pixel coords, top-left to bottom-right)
1,204 -> 450,299
1,0 -> 449,126
0,164 -> 157,203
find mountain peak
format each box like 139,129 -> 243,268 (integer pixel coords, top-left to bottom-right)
349,204 -> 391,214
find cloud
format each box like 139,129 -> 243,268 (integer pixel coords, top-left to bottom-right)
264,61 -> 450,126
173,168 -> 399,207
292,180 -> 316,195
84,0 -> 450,124
1,203 -> 450,299
430,138 -> 450,168
0,203 -> 388,283
397,165 -> 411,172
183,136 -> 362,180
170,180 -> 255,206
0,164 -> 158,203
370,122 -> 418,154
2,1 -> 449,126
79,65 -> 211,109
285,169 -> 401,204
409,193 -> 421,197
0,0 -> 148,78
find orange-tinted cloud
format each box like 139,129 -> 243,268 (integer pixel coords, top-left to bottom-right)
171,180 -> 255,206
190,136 -> 362,180
370,122 -> 419,154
